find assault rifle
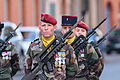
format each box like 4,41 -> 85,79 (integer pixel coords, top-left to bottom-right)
21,17 -> 84,80
94,25 -> 117,47
84,25 -> 117,79
0,22 -> 22,57
71,17 -> 107,53
70,18 -> 107,79
91,25 -> 117,58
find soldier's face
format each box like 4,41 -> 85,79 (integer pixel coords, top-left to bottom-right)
75,27 -> 87,37
61,26 -> 75,39
39,21 -> 56,38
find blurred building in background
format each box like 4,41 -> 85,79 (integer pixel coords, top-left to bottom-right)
0,0 -> 41,26
41,0 -> 104,30
0,0 -> 120,32
104,0 -> 120,32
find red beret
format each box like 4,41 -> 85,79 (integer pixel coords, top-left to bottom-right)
41,13 -> 57,25
77,21 -> 88,31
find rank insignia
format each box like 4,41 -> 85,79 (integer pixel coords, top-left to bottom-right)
66,18 -> 69,21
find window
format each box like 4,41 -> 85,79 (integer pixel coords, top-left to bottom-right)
50,3 -> 55,17
81,0 -> 89,16
41,0 -> 46,13
106,3 -> 111,32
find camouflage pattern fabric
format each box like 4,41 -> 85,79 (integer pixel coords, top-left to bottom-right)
73,43 -> 103,80
0,40 -> 20,80
24,37 -> 78,80
91,47 -> 104,78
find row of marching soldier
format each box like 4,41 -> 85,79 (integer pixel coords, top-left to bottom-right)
0,13 -> 104,80
24,13 -> 104,80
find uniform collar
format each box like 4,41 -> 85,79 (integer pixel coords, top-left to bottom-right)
42,35 -> 55,47
66,36 -> 76,44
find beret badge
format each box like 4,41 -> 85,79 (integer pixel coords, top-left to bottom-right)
41,16 -> 44,20
66,18 -> 69,21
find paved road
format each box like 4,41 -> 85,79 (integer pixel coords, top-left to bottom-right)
100,61 -> 120,80
13,53 -> 120,80
100,53 -> 120,80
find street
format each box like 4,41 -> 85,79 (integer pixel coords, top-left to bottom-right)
13,53 -> 120,80
100,53 -> 120,80
100,61 -> 120,80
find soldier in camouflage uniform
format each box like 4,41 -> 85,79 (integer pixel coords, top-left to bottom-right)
0,22 -> 20,80
74,21 -> 104,80
61,16 -> 103,80
24,13 -> 78,80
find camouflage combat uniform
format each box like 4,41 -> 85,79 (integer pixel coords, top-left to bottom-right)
73,43 -> 103,80
24,36 -> 78,80
64,35 -> 103,80
0,40 -> 20,80
92,47 -> 104,78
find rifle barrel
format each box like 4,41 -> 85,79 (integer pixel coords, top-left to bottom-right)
5,22 -> 22,42
13,22 -> 22,32
86,17 -> 107,38
96,25 -> 117,47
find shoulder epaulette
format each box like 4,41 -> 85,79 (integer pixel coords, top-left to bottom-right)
30,38 -> 40,47
31,38 -> 39,44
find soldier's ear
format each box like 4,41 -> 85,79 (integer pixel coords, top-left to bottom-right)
54,25 -> 57,31
38,25 -> 41,30
61,27 -> 64,34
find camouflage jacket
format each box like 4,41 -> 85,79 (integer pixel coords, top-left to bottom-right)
73,43 -> 103,80
24,37 -> 78,80
69,36 -> 103,80
0,40 -> 20,79
93,47 -> 104,78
